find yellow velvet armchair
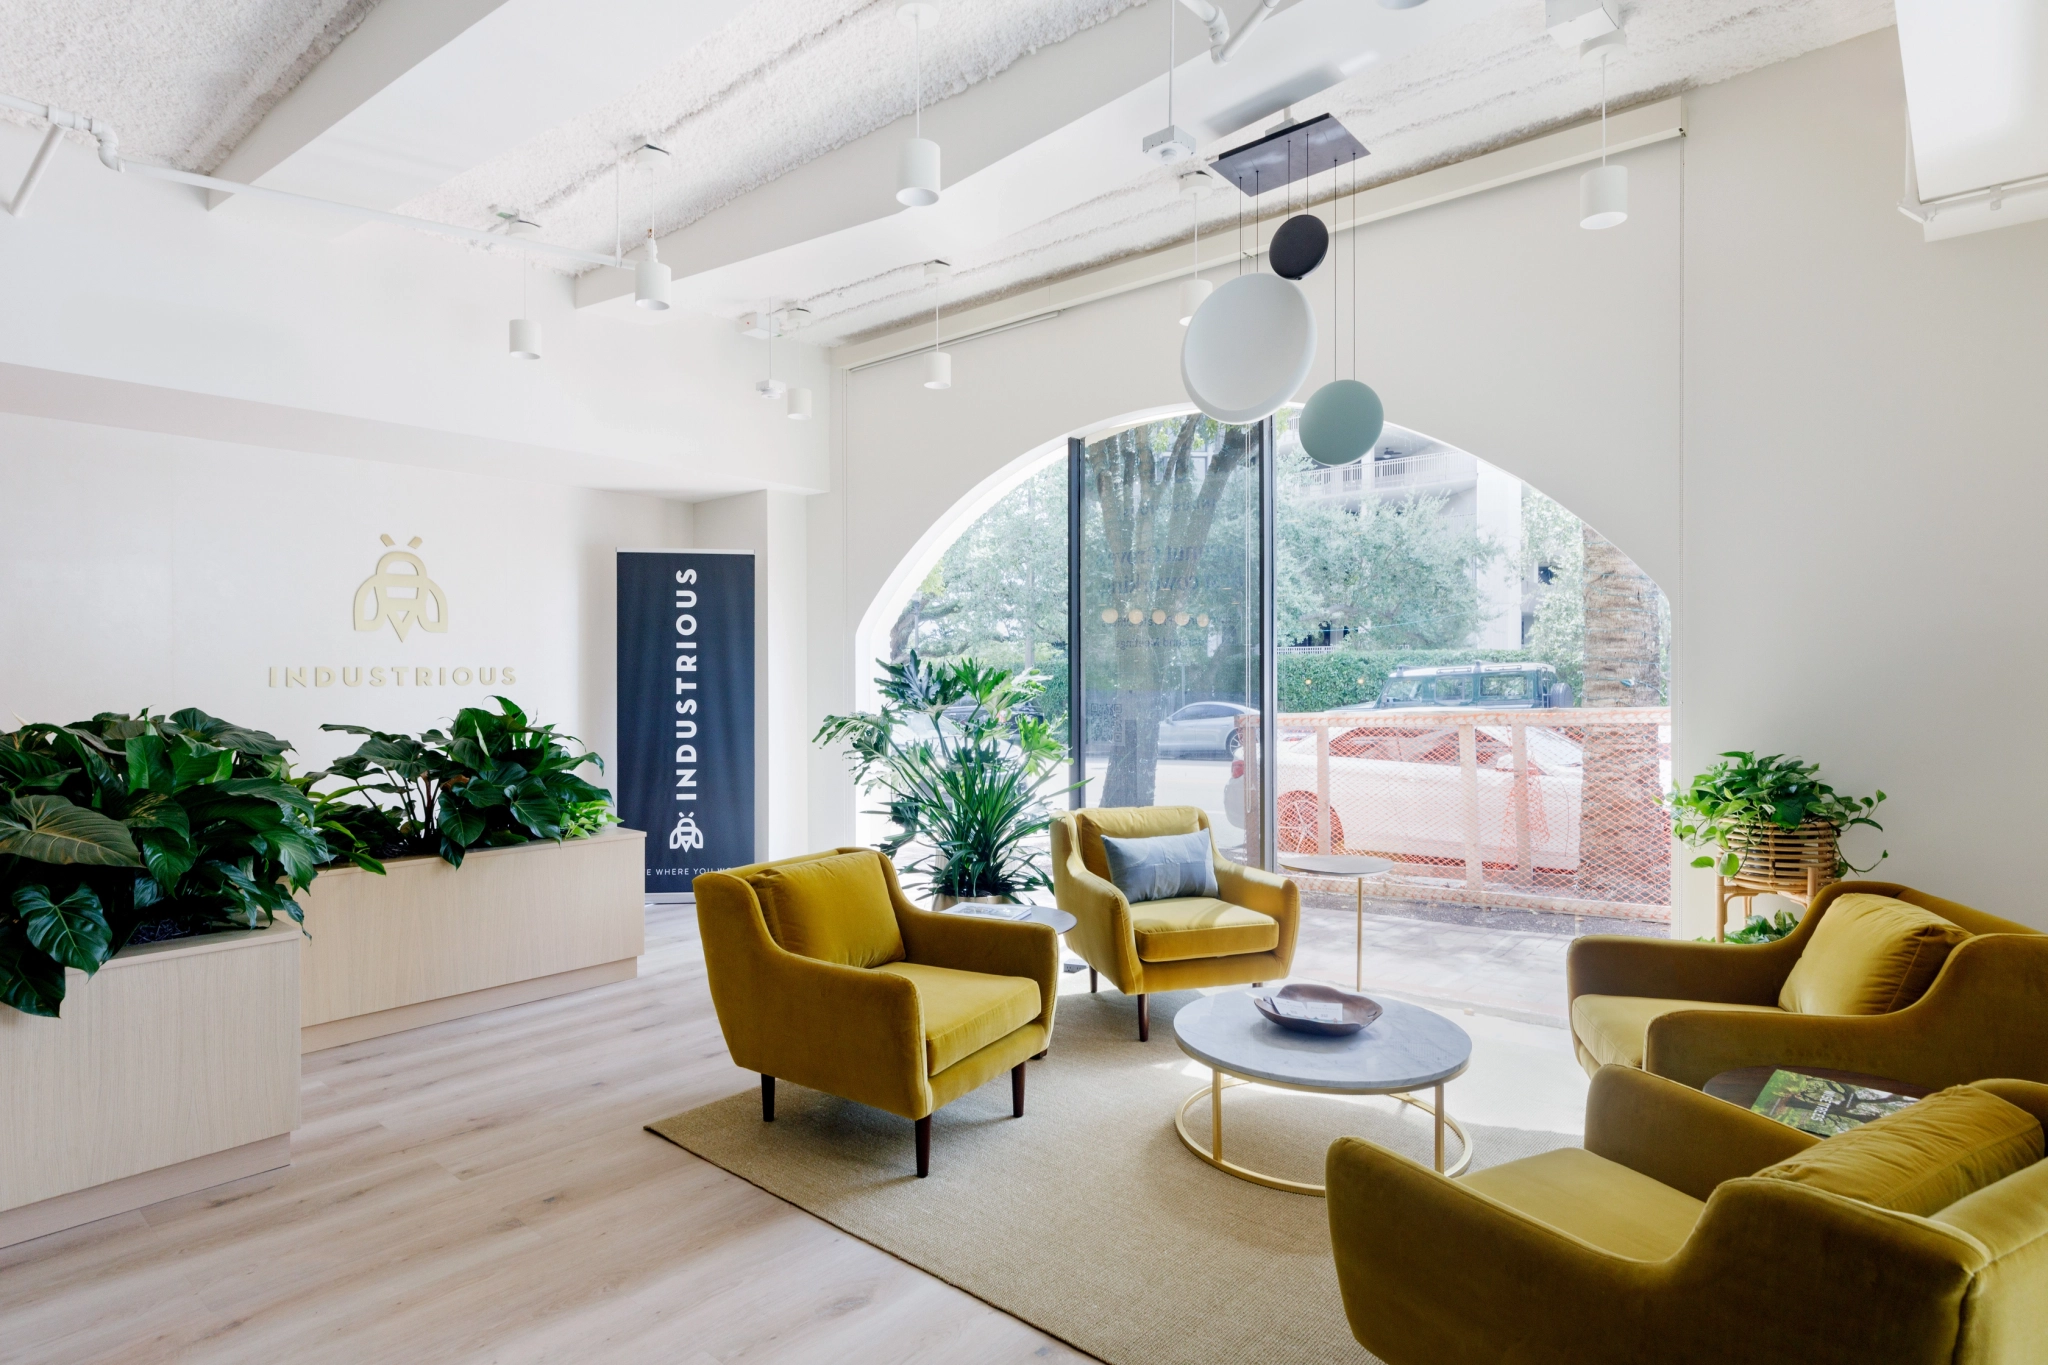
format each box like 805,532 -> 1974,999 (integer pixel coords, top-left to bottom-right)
1049,806 -> 1298,1040
1328,1065 -> 2048,1365
694,847 -> 1059,1177
1567,881 -> 2047,1090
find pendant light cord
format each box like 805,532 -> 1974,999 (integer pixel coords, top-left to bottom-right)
914,17 -> 923,140
1167,0 -> 1175,129
1350,152 -> 1357,383
1600,57 -> 1609,166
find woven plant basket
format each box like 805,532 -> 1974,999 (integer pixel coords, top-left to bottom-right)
1724,818 -> 1840,899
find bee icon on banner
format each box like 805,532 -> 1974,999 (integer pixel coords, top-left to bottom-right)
669,812 -> 705,853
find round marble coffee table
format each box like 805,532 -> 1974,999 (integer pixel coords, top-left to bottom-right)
1171,988 -> 1473,1195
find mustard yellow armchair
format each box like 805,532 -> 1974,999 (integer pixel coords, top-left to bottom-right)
1050,806 -> 1298,1040
1567,881 -> 2048,1090
694,847 -> 1059,1177
1328,1066 -> 2048,1365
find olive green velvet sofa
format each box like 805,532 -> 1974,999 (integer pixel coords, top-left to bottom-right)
694,847 -> 1059,1177
1049,806 -> 1298,1040
1567,882 -> 2047,1090
1328,1065 -> 2048,1365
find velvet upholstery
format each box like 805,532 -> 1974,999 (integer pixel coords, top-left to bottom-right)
1050,806 -> 1298,1004
695,848 -> 1058,1122
1565,882 -> 2048,1089
749,850 -> 905,968
1778,893 -> 1970,1014
1755,1086 -> 2043,1216
1326,1067 -> 2048,1365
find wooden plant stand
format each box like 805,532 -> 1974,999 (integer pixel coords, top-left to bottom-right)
1715,819 -> 1839,940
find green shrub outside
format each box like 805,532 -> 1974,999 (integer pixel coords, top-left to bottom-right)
1278,648 -> 1546,713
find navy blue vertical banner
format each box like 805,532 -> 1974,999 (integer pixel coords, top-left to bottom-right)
617,551 -> 756,895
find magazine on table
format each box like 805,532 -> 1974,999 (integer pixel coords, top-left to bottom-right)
1749,1069 -> 1919,1136
945,902 -> 1035,921
1262,995 -> 1345,1024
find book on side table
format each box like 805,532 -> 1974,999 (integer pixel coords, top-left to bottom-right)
1749,1069 -> 1921,1136
945,903 -> 1035,921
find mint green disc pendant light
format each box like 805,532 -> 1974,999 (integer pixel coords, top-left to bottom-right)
1300,152 -> 1383,466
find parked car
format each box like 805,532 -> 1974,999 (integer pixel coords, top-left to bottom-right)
1157,700 -> 1255,757
1355,663 -> 1570,711
1221,721 -> 1586,871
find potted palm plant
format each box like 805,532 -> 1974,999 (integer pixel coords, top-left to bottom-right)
1668,751 -> 1886,940
816,654 -> 1072,907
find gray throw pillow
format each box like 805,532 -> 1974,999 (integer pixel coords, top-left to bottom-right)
1101,830 -> 1219,904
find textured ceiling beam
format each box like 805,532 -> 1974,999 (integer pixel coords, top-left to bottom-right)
574,0 -> 1201,310
207,0 -> 509,215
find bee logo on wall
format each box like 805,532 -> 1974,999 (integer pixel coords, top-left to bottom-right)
354,535 -> 449,641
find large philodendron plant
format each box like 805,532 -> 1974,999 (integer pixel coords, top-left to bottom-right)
314,695 -> 615,868
0,710 -> 338,1017
815,654 -> 1072,900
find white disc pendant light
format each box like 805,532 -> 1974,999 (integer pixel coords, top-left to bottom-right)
1301,153 -> 1383,464
1181,273 -> 1314,423
897,5 -> 941,207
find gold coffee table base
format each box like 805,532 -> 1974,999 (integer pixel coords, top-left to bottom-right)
1174,1070 -> 1471,1196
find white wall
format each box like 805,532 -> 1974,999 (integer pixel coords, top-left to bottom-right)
1678,33 -> 2048,930
815,29 -> 2048,932
0,412 -> 690,778
695,489 -> 810,861
0,119 -> 829,498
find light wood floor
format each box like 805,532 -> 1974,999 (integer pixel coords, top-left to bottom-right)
0,906 -> 1093,1364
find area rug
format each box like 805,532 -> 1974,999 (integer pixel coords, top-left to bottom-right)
647,990 -> 1578,1365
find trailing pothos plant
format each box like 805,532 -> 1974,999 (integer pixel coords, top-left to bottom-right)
0,709 -> 340,1017
1668,751 -> 1887,881
315,696 -> 615,868
815,653 -> 1073,900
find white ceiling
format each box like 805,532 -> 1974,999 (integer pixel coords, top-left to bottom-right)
4,0 -> 1898,347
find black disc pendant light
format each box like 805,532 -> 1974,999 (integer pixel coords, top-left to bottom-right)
1270,213 -> 1328,280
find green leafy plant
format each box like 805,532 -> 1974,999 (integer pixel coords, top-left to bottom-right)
1669,751 -> 1886,880
1695,908 -> 1801,945
315,696 -> 612,867
815,653 -> 1071,899
0,709 -> 333,1017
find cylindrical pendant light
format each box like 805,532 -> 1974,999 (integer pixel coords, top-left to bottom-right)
509,235 -> 541,359
635,254 -> 671,310
897,5 -> 941,207
923,258 -> 951,389
1179,169 -> 1213,326
786,386 -> 813,420
1579,48 -> 1627,230
1580,164 -> 1627,230
509,317 -> 542,360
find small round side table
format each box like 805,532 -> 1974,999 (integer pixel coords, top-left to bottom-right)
1277,854 -> 1391,990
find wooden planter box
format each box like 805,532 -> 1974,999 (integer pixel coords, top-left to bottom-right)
296,828 -> 645,1052
0,921 -> 301,1249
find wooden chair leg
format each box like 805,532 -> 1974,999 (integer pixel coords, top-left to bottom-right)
761,1075 -> 775,1122
1138,993 -> 1150,1042
914,1115 -> 932,1178
1012,1062 -> 1027,1117
1089,967 -> 1097,993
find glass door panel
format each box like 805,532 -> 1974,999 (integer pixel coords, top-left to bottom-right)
1075,416 -> 1265,864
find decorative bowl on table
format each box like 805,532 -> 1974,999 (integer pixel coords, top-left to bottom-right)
1251,982 -> 1382,1036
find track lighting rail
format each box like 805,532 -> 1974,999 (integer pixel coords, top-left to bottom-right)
1,91 -> 629,269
